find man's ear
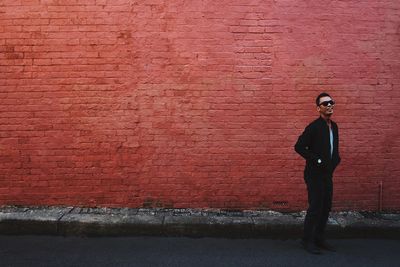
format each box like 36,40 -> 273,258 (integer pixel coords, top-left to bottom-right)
317,106 -> 321,112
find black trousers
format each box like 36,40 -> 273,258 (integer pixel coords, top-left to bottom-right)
303,175 -> 333,243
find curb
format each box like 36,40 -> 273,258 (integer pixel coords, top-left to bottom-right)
1,206 -> 399,239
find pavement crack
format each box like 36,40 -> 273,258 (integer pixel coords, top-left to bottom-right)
56,207 -> 74,235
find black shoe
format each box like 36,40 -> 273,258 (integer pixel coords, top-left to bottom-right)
315,240 -> 336,252
301,240 -> 322,255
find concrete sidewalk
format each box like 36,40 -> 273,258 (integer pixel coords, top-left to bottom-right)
0,206 -> 399,239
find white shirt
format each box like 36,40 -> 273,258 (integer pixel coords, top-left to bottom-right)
329,127 -> 334,157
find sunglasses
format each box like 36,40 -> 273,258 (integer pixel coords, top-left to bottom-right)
319,100 -> 335,107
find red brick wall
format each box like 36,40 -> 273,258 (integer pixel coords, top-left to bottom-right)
1,0 -> 399,211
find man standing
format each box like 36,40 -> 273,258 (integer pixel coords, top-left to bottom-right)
295,92 -> 341,254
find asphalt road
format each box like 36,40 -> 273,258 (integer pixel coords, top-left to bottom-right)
0,236 -> 399,267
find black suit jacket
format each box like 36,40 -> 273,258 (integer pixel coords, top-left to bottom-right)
295,117 -> 341,178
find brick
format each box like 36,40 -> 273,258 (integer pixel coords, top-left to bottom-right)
0,0 -> 398,211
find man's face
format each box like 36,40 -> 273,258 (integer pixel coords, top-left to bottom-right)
317,96 -> 335,117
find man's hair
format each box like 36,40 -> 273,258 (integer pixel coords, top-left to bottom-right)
316,92 -> 331,106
